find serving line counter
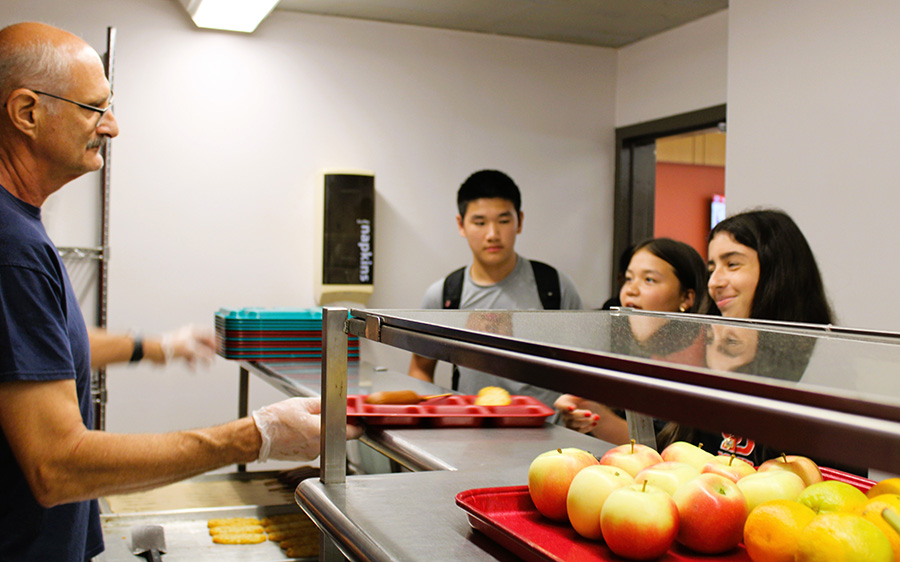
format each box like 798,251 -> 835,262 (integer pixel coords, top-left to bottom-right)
296,307 -> 900,562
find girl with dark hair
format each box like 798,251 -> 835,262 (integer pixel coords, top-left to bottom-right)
556,238 -> 709,443
660,209 -> 862,472
707,209 -> 834,324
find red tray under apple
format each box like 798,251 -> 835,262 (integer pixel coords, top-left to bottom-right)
456,470 -> 874,562
346,395 -> 555,428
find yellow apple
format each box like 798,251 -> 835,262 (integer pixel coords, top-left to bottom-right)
758,453 -> 824,487
566,464 -> 633,540
600,483 -> 679,560
702,454 -> 756,482
528,447 -> 599,522
635,461 -> 700,496
598,439 -> 663,477
660,440 -> 716,470
736,470 -> 806,512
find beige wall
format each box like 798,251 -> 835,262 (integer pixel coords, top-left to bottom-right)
616,10 -> 728,127
726,0 -> 900,331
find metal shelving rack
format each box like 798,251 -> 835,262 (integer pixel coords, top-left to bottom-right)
61,27 -> 116,431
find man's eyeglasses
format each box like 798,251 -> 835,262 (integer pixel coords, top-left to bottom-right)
31,89 -> 114,117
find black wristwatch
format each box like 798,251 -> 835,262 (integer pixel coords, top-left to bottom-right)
129,335 -> 144,363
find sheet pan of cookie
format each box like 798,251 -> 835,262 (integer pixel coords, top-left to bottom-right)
96,504 -> 317,561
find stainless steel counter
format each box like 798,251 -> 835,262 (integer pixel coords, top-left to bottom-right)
297,469 -> 528,562
241,357 -> 613,562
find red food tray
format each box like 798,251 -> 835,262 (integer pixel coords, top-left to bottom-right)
456,470 -> 875,562
346,395 -> 554,428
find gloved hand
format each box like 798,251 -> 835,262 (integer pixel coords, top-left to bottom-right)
160,324 -> 215,368
251,397 -> 363,462
554,394 -> 599,434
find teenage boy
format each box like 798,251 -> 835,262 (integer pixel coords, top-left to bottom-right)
407,169 -> 583,407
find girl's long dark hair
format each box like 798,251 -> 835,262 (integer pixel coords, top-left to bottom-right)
709,209 -> 834,325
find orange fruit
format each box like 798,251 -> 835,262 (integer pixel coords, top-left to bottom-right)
795,512 -> 893,562
743,499 -> 816,562
867,477 -> 900,498
853,493 -> 900,560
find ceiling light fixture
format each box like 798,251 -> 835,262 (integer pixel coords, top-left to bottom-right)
183,0 -> 280,33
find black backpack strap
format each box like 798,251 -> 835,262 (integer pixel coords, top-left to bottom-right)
442,266 -> 466,309
530,260 -> 561,310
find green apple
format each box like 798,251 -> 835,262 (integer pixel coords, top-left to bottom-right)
798,480 -> 868,514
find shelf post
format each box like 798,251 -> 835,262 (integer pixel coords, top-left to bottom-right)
321,307 -> 349,484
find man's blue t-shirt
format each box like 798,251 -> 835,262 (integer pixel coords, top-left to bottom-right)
0,185 -> 104,561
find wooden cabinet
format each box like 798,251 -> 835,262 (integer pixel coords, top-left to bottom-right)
656,130 -> 726,166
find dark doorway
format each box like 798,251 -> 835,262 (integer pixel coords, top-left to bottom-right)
611,105 -> 727,292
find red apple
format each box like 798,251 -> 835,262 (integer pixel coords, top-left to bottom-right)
758,453 -> 824,487
635,461 -> 700,496
702,454 -> 757,482
566,464 -> 634,540
735,469 -> 806,512
660,441 -> 716,470
600,482 -> 679,560
672,473 -> 748,554
598,439 -> 663,477
528,447 -> 599,521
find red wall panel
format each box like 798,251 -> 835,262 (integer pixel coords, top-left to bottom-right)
654,162 -> 725,260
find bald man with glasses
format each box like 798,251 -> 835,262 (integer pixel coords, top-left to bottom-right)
0,22 -> 360,562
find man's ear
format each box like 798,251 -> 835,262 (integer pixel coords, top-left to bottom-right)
517,210 -> 524,234
5,88 -> 40,137
456,214 -> 465,236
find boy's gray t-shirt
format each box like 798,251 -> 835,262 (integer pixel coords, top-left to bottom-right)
420,256 -> 583,408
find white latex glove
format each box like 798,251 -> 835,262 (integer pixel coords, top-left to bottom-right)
251,397 -> 363,462
554,394 -> 599,434
160,324 -> 215,368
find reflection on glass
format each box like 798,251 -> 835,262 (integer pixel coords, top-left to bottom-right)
705,324 -> 816,382
465,311 -> 513,336
705,325 -> 759,373
610,315 -> 706,367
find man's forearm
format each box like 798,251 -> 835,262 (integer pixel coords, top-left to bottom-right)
88,329 -> 165,368
33,418 -> 261,506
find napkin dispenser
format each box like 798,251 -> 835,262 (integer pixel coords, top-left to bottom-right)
315,170 -> 375,306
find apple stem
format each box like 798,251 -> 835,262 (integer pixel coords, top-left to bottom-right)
630,438 -> 635,454
781,452 -> 788,463
641,480 -> 648,493
557,448 -> 562,454
729,454 -> 736,467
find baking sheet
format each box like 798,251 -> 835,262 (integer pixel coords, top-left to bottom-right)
99,471 -> 317,561
98,504 -> 315,562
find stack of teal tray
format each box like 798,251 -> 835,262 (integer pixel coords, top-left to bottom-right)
215,307 -> 359,362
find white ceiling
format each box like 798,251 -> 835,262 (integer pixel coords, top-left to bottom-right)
274,0 -> 727,48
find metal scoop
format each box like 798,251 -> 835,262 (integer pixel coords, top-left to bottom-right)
131,524 -> 166,561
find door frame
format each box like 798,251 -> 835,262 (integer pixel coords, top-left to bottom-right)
612,104 -> 727,290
